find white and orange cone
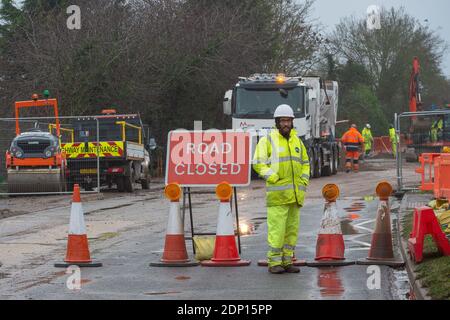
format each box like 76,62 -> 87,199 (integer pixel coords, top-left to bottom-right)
307,184 -> 354,267
357,182 -> 404,267
150,183 -> 198,267
55,184 -> 102,268
201,182 -> 251,267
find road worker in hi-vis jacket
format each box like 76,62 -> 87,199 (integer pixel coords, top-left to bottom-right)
253,104 -> 310,274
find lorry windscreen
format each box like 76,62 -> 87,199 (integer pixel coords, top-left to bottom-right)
235,87 -> 304,119
72,119 -> 141,142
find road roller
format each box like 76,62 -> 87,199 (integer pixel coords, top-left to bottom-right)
5,93 -> 67,194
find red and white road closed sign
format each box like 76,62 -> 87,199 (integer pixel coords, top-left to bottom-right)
165,130 -> 252,187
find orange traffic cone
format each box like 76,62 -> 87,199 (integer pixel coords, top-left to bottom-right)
357,182 -> 404,267
55,184 -> 102,267
201,182 -> 251,267
307,184 -> 354,267
150,183 -> 198,267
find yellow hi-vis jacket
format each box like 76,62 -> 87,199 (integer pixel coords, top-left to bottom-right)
253,129 -> 310,207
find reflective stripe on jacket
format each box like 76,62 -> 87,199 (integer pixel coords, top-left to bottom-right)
389,128 -> 397,143
253,129 -> 310,207
341,128 -> 364,151
362,128 -> 373,149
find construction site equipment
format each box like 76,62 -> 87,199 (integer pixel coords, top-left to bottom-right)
357,182 -> 404,267
403,57 -> 450,161
223,74 -> 340,178
55,184 -> 102,268
397,110 -> 450,191
408,207 -> 450,263
61,110 -> 152,192
307,184 -> 354,267
5,94 -> 67,193
150,183 -> 198,267
201,182 -> 251,267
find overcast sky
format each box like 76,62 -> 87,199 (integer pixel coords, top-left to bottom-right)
310,0 -> 450,78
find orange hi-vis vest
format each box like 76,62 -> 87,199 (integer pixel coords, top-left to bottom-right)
341,128 -> 364,151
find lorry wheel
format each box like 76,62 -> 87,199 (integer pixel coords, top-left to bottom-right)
308,148 -> 315,179
322,151 -> 332,177
117,177 -> 125,192
313,148 -> 322,178
332,146 -> 339,175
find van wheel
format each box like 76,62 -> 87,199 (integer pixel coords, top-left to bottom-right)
141,177 -> 150,190
117,177 -> 125,192
124,174 -> 134,192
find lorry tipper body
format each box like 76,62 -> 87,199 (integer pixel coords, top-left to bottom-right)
223,74 -> 339,178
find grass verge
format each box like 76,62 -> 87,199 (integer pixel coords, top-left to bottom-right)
402,210 -> 450,300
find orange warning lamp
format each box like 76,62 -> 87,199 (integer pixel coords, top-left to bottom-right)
164,183 -> 181,202
376,181 -> 393,200
101,109 -> 117,115
32,93 -> 39,101
275,73 -> 286,84
322,184 -> 339,202
216,182 -> 233,202
443,147 -> 450,153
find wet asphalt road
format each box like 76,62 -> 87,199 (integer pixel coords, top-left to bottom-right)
0,179 -> 410,300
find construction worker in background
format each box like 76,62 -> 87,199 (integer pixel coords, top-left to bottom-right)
431,117 -> 444,143
341,124 -> 364,173
253,104 -> 310,274
389,124 -> 398,157
362,124 -> 374,157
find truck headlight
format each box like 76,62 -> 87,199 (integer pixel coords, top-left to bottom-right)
11,147 -> 24,158
45,150 -> 52,158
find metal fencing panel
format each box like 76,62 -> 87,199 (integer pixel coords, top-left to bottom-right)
396,110 -> 450,191
0,116 -> 100,196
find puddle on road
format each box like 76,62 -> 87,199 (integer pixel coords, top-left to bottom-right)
317,268 -> 345,298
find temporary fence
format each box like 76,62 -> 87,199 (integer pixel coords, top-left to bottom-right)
395,110 -> 450,191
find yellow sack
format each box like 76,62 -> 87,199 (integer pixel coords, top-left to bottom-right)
436,210 -> 450,234
193,236 -> 215,261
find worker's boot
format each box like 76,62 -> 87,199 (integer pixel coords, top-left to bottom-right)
345,163 -> 351,173
283,265 -> 300,273
268,265 -> 285,274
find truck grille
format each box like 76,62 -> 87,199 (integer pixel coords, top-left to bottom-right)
17,141 -> 51,154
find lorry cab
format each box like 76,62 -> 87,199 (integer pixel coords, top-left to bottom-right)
224,74 -> 339,179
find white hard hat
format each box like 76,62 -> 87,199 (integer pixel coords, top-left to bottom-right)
274,104 -> 295,119
366,124 -> 371,129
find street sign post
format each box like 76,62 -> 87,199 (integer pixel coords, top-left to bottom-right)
165,130 -> 252,255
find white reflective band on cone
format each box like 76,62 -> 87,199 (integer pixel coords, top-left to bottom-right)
69,202 -> 87,235
166,201 -> 184,235
216,202 -> 234,236
318,201 -> 342,235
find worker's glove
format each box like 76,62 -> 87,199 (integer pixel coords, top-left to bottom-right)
266,173 -> 280,184
300,177 -> 309,186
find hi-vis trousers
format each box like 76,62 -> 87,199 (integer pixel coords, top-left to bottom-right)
267,203 -> 300,267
